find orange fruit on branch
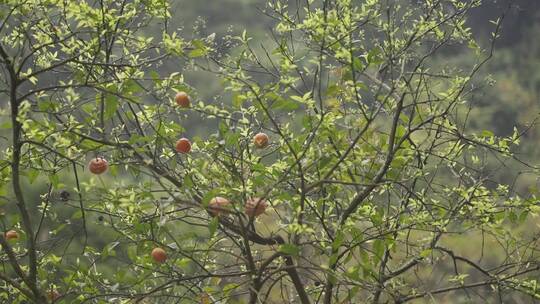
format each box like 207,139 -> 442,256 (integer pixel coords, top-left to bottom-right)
253,132 -> 269,149
208,197 -> 231,217
151,247 -> 167,263
175,91 -> 191,108
88,157 -> 108,175
175,138 -> 192,153
4,230 -> 19,241
244,197 -> 268,218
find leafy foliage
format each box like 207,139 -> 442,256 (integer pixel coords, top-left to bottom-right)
0,0 -> 539,303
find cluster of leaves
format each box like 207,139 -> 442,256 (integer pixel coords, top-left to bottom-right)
0,0 -> 538,303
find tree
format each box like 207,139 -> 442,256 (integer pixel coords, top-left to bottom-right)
0,0 -> 539,303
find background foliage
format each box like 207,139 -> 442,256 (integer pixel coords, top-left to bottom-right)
0,0 -> 539,303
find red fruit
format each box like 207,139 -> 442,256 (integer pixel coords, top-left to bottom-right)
88,157 -> 108,175
175,91 -> 191,108
151,247 -> 167,263
4,230 -> 18,241
253,133 -> 269,149
175,138 -> 191,154
244,197 -> 268,218
48,290 -> 61,302
208,197 -> 231,217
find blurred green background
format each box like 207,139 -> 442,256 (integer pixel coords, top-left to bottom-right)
175,0 -> 540,164
1,1 -> 539,302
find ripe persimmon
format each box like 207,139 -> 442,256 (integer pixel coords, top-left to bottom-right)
88,157 -> 108,175
244,197 -> 268,218
151,247 -> 167,263
208,197 -> 231,217
175,91 -> 191,108
253,132 -> 269,149
175,138 -> 192,153
4,230 -> 19,241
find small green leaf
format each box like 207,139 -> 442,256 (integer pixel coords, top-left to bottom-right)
208,216 -> 219,236
278,244 -> 300,256
420,249 -> 432,258
27,169 -> 40,184
367,47 -> 383,65
71,210 -> 82,219
102,241 -> 119,258
373,239 -> 385,260
224,131 -> 240,147
353,57 -> 364,71
125,79 -> 143,94
223,283 -> 240,296
127,245 -> 137,262
189,48 -> 206,58
0,121 -> 12,129
104,95 -> 118,119
48,174 -> 60,188
272,98 -> 299,111
232,93 -> 245,108
481,130 -> 494,138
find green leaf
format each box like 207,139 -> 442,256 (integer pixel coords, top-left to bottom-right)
188,40 -> 208,58
183,174 -> 194,188
127,245 -> 137,262
518,211 -> 528,223
420,249 -> 432,258
102,241 -> 119,258
80,139 -> 103,150
345,265 -> 360,281
278,244 -> 300,256
104,94 -> 118,119
232,92 -> 245,108
38,100 -> 55,112
373,239 -> 385,261
271,98 -> 299,111
353,57 -> 364,71
224,131 -> 240,147
208,216 -> 219,236
27,169 -> 40,184
176,257 -> 192,270
71,210 -> 82,219
0,121 -> 12,129
481,130 -> 494,138
326,84 -> 341,97
223,283 -> 240,296
508,210 -> 517,223
48,174 -> 60,188
332,231 -> 344,251
367,47 -> 383,65
125,79 -> 143,94
192,39 -> 206,49
189,48 -> 207,58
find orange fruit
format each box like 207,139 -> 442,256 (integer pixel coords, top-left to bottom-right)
4,230 -> 19,241
208,197 -> 231,217
151,247 -> 167,263
175,91 -> 191,108
88,158 -> 108,175
244,197 -> 268,218
253,133 -> 269,149
175,138 -> 192,153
